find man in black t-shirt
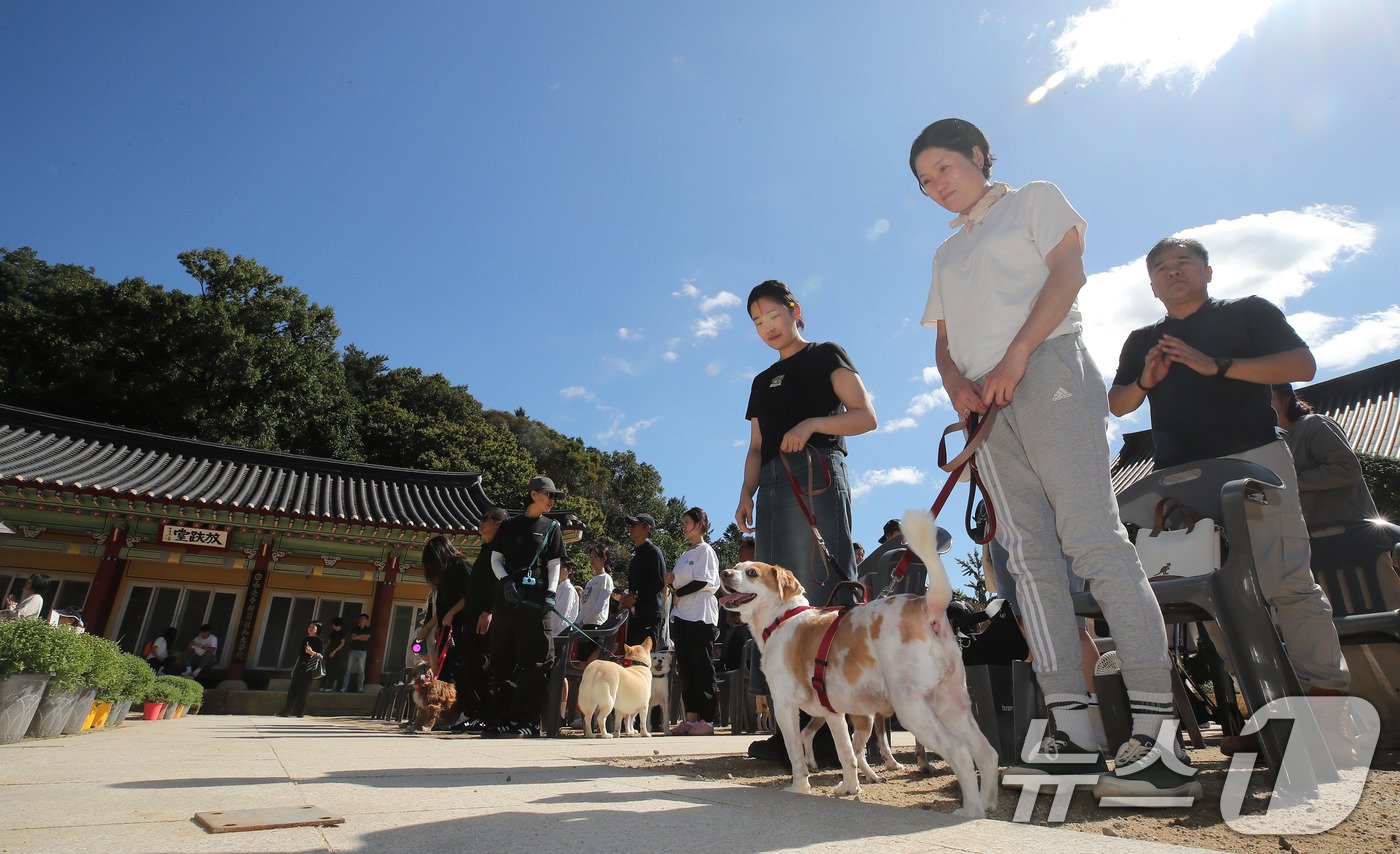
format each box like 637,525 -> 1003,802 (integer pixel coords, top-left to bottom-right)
448,506 -> 508,732
621,513 -> 665,646
321,617 -> 347,692
341,614 -> 371,692
483,476 -> 567,738
1109,237 -> 1348,752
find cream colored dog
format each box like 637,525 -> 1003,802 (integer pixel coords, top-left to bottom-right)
578,638 -> 654,738
719,510 -> 998,817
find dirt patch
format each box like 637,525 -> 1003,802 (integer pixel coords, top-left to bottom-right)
604,745 -> 1400,853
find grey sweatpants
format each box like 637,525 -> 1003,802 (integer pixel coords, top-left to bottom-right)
977,334 -> 1172,700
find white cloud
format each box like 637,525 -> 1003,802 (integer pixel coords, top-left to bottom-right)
1078,205 -> 1377,379
920,366 -> 940,385
695,314 -> 732,339
559,386 -> 594,401
673,281 -> 700,299
1311,307 -> 1400,371
699,291 -> 740,313
603,355 -> 639,376
598,415 -> 660,447
617,327 -> 641,341
851,466 -> 926,499
907,388 -> 952,417
1285,311 -> 1344,347
881,417 -> 919,433
865,218 -> 890,242
1048,0 -> 1278,90
662,350 -> 678,362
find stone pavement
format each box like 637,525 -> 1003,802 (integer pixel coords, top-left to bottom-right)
0,715 -> 1212,853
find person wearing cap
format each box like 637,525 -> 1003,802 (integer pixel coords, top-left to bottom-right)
912,117 -> 1193,801
621,512 -> 666,646
483,476 -> 567,738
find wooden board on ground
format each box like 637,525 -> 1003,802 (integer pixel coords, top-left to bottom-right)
193,806 -> 344,833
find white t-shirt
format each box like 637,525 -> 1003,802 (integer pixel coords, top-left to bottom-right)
669,542 -> 720,625
578,572 -> 614,626
191,633 -> 218,654
548,580 -> 579,636
921,181 -> 1087,381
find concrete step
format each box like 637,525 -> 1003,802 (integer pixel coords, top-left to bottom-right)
199,688 -> 379,716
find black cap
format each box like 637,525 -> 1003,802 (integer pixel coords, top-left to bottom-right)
626,513 -> 656,528
528,475 -> 564,496
878,519 -> 901,544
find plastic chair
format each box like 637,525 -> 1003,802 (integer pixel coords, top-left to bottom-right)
541,610 -> 629,737
1072,458 -> 1322,780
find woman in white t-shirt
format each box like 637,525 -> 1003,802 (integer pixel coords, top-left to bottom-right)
665,507 -> 721,735
911,118 -> 1192,800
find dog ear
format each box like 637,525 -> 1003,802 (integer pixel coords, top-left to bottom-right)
777,568 -> 804,602
642,636 -> 654,652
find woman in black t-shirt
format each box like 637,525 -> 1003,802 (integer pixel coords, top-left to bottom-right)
735,279 -> 877,609
278,620 -> 325,717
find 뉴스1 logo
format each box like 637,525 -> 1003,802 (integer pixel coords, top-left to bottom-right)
1005,697 -> 1378,831
769,375 -> 784,388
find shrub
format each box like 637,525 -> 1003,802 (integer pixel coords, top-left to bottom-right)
180,676 -> 205,707
78,633 -> 126,701
147,676 -> 182,705
1360,453 -> 1400,520
39,624 -> 92,692
0,619 -> 66,678
117,653 -> 155,703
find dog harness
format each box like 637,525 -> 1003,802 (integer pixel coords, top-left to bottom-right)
760,603 -> 851,714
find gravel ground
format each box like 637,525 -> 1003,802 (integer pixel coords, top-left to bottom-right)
605,741 -> 1400,853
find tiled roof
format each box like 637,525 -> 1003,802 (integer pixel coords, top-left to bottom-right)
1109,357 -> 1400,493
0,404 -> 499,533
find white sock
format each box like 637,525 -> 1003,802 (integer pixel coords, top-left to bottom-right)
1128,690 -> 1175,744
1045,692 -> 1096,749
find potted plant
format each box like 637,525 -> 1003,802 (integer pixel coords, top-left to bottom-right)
0,619 -> 62,743
154,675 -> 185,718
86,634 -> 124,729
183,675 -> 205,715
26,623 -> 91,739
109,653 -> 153,727
62,632 -> 119,734
143,677 -> 179,720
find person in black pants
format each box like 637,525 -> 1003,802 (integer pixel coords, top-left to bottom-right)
278,620 -> 324,717
621,513 -> 665,646
667,507 -> 721,735
484,476 -> 567,739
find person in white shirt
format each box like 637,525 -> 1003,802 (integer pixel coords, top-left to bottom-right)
183,625 -> 220,677
548,567 -> 580,637
578,545 -> 615,628
666,507 -> 721,735
1,573 -> 50,621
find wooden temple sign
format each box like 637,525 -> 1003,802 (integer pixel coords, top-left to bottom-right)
160,522 -> 231,550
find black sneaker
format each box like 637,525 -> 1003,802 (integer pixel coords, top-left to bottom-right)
1093,736 -> 1203,800
483,722 -> 534,739
449,719 -> 485,735
1003,730 -> 1108,784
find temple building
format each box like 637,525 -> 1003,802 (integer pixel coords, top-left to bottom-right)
0,404 -> 579,688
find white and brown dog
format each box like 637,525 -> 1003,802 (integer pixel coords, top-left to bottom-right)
719,509 -> 998,817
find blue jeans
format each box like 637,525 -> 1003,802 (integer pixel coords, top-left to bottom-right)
755,447 -> 856,608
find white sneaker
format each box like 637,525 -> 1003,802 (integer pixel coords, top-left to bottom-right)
182,668 -> 194,677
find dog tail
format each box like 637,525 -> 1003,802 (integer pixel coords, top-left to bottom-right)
902,509 -> 953,615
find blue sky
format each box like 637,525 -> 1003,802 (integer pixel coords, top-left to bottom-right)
4,1 -> 1398,577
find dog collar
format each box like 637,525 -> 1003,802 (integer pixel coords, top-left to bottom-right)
762,605 -> 812,642
618,657 -> 647,668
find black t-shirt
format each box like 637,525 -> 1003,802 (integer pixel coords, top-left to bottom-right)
628,539 -> 666,620
490,514 -> 565,608
746,342 -> 857,464
326,628 -> 346,655
436,559 -> 470,628
297,634 -> 324,665
348,625 -> 372,652
466,540 -> 498,615
1114,296 -> 1305,468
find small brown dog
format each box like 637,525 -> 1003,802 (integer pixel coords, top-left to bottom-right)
404,662 -> 457,733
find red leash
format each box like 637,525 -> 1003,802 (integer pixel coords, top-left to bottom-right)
778,448 -> 847,587
883,406 -> 1000,596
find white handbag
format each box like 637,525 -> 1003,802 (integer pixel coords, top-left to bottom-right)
1134,497 -> 1221,581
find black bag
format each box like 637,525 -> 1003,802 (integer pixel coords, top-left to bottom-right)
948,600 -> 1028,667
303,654 -> 326,679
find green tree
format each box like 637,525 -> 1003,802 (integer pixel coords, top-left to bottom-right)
952,550 -> 991,606
1360,453 -> 1400,521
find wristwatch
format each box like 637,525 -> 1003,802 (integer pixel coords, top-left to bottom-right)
1214,356 -> 1234,377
